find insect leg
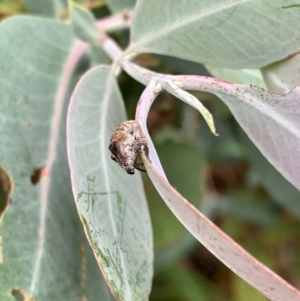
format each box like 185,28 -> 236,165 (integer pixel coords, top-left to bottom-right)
134,159 -> 147,173
135,165 -> 147,173
142,143 -> 150,161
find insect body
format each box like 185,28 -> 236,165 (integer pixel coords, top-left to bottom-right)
108,120 -> 150,175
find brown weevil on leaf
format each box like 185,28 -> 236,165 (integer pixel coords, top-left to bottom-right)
109,120 -> 150,175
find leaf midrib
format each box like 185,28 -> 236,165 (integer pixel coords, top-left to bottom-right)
99,66 -> 133,301
29,41 -> 78,295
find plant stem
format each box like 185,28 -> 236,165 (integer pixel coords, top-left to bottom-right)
96,11 -> 132,32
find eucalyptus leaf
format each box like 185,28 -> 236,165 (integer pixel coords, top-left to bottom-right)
232,273 -> 267,301
145,141 -> 202,264
107,0 -> 136,13
261,53 -> 300,94
67,66 -> 153,301
24,0 -> 68,18
129,0 -> 300,68
89,45 -> 111,66
143,158 -> 300,301
0,16 -> 113,301
70,2 -> 99,44
240,130 -> 300,218
174,75 -> 300,192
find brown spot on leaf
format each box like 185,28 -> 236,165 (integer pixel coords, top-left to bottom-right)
30,166 -> 45,185
0,167 -> 13,223
123,10 -> 131,22
11,288 -> 35,301
27,123 -> 32,130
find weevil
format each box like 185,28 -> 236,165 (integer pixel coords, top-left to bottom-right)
108,120 -> 150,175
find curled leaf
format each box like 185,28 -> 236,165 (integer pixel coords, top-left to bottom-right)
142,153 -> 300,301
162,80 -> 218,135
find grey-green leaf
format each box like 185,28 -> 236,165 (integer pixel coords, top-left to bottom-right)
175,75 -> 300,191
107,0 -> 136,13
129,0 -> 300,68
145,140 -> 203,251
0,16 -> 113,301
24,0 -> 68,18
240,129 -> 300,218
261,53 -> 300,94
67,66 -> 153,301
70,2 -> 99,44
143,160 -> 300,301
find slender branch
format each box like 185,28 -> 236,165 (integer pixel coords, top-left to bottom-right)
120,60 -> 236,94
95,12 -> 134,64
64,14 -> 126,71
96,11 -> 132,33
101,33 -> 123,62
120,59 -> 158,85
172,74 -> 238,95
122,60 -> 217,134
